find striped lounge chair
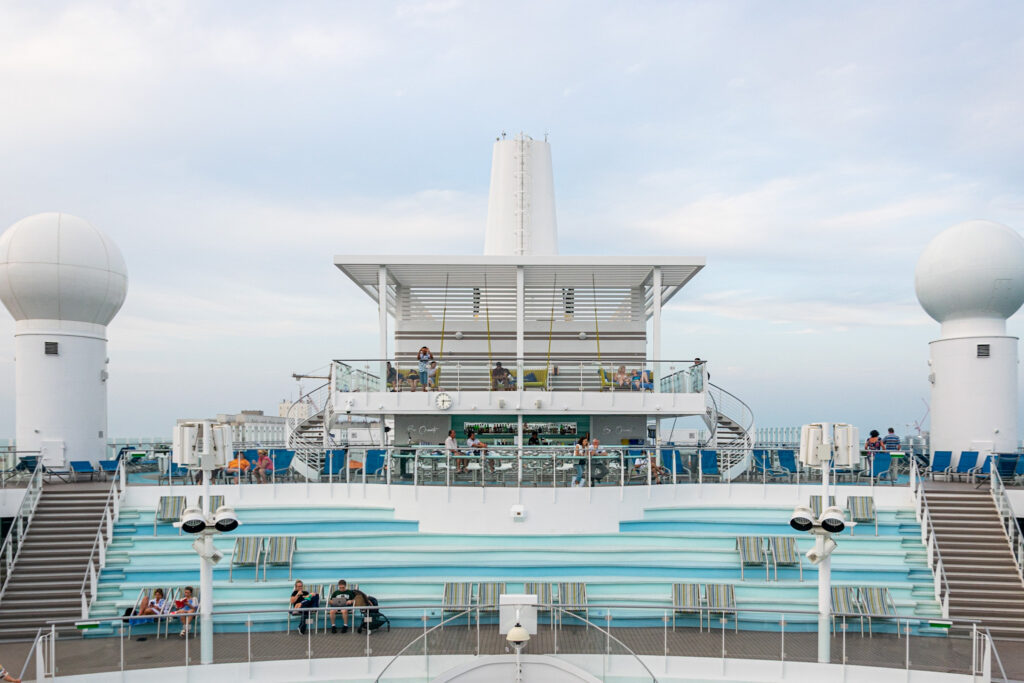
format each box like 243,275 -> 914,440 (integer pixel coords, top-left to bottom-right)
262,536 -> 296,581
475,582 -> 506,626
847,496 -> 877,536
153,496 -> 186,536
229,536 -> 264,582
523,582 -> 555,628
704,584 -> 737,632
671,583 -> 703,631
736,536 -> 767,581
127,586 -> 173,638
197,495 -> 225,514
859,586 -> 899,637
769,536 -> 803,581
557,582 -> 589,629
809,495 -> 837,520
442,582 -> 474,629
831,586 -> 864,634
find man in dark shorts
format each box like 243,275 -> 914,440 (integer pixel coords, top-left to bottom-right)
328,579 -> 363,633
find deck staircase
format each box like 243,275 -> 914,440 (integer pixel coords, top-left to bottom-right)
289,409 -> 327,481
703,383 -> 755,481
925,487 -> 1024,639
0,487 -> 109,639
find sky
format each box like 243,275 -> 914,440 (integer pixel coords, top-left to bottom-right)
0,1 -> 1023,440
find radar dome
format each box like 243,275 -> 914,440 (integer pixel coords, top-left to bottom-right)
914,220 -> 1024,324
0,212 -> 128,325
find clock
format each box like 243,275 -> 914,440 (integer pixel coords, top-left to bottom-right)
435,392 -> 453,410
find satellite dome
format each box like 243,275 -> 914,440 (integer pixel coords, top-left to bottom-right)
914,220 -> 1024,324
0,212 -> 128,325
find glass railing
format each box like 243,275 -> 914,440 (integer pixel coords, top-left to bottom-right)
332,359 -> 707,393
20,604 -> 999,680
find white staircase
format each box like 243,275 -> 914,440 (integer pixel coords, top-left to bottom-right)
287,381 -> 332,482
702,383 -> 755,481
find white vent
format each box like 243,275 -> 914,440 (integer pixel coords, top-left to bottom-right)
977,344 -> 991,358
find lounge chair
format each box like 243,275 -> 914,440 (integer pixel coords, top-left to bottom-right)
70,461 -> 98,481
924,450 -> 953,480
949,451 -> 979,482
736,536 -> 767,581
847,496 -> 878,536
196,495 -> 225,514
557,582 -> 589,628
671,583 -> 703,630
262,536 -> 296,581
699,450 -> 721,482
777,449 -> 799,480
748,450 -> 770,480
857,451 -> 894,485
704,583 -> 737,632
322,449 -> 347,478
523,582 -> 555,627
662,449 -> 691,481
475,582 -> 506,625
126,586 -> 174,638
970,455 -> 992,485
153,496 -> 186,536
831,586 -> 864,634
229,536 -> 264,582
858,586 -> 899,636
769,536 -> 803,581
442,582 -> 474,629
809,495 -> 837,519
99,459 -> 120,479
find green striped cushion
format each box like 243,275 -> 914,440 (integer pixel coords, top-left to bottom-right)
233,537 -> 262,564
736,536 -> 764,565
156,496 -> 185,522
197,495 -> 225,513
265,536 -> 296,564
809,495 -> 837,518
443,582 -> 474,607
477,582 -> 506,607
771,537 -> 799,565
831,587 -> 857,614
558,582 -> 587,608
705,584 -> 735,609
523,582 -> 553,604
672,583 -> 701,610
859,587 -> 895,616
847,496 -> 876,523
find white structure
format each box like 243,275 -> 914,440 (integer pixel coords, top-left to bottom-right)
178,411 -> 287,447
484,134 -> 558,256
915,220 -> 1024,464
0,213 -> 128,467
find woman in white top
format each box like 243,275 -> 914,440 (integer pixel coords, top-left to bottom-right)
572,437 -> 589,487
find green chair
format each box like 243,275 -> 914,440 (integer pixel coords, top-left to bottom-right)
704,583 -> 737,632
475,582 -> 506,626
229,536 -> 264,582
809,495 -> 837,519
557,582 -> 589,629
736,536 -> 768,581
859,586 -> 899,637
262,536 -> 296,581
442,582 -> 474,629
523,582 -> 555,628
671,583 -> 704,631
831,586 -> 864,634
769,536 -> 803,581
847,496 -> 878,536
154,496 -> 186,536
196,495 -> 225,514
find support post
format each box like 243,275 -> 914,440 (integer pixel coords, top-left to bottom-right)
818,426 -> 832,664
378,265 -> 388,386
200,468 -> 213,665
652,266 -> 662,386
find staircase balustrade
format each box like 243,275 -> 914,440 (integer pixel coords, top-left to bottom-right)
78,457 -> 127,620
989,467 -> 1024,585
909,459 -> 952,618
0,458 -> 44,605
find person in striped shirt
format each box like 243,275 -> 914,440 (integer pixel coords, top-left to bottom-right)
882,428 -> 901,451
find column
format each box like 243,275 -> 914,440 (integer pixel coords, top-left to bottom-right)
652,267 -> 663,388
378,265 -> 388,387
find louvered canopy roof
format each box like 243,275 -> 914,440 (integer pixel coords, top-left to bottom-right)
334,255 -> 704,317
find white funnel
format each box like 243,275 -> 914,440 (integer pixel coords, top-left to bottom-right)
484,134 -> 558,255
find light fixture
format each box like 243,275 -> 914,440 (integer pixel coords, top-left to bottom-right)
506,623 -> 530,647
213,506 -> 240,533
806,537 -> 838,565
578,332 -> 587,340
455,331 -> 464,340
818,506 -> 846,534
789,505 -> 814,532
178,507 -> 207,534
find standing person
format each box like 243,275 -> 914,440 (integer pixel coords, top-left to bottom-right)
289,580 -> 320,635
572,436 -> 590,487
174,586 -> 199,637
882,427 -> 901,451
255,450 -> 274,483
417,346 -> 434,392
865,430 -> 883,451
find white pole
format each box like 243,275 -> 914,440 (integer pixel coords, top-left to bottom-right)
818,422 -> 832,664
652,266 -> 662,386
200,468 -> 213,664
378,265 -> 388,385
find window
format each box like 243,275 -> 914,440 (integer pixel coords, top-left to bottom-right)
44,341 -> 58,355
977,344 -> 991,358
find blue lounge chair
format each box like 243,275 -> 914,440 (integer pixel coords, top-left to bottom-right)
925,450 -> 953,480
950,451 -> 978,482
322,449 -> 347,477
777,449 -> 798,480
857,451 -> 894,485
99,459 -> 120,478
70,460 -> 98,481
661,449 -> 690,480
970,455 -> 992,485
699,450 -> 721,482
748,449 -> 770,480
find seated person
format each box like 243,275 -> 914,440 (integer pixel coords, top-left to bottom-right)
613,365 -> 630,389
137,588 -> 168,617
224,453 -> 250,481
426,361 -> 439,389
588,438 -> 609,484
173,585 -> 198,637
491,362 -> 514,390
445,429 -> 466,474
289,580 -> 320,635
632,369 -> 653,391
527,431 -> 541,446
466,430 -> 489,471
386,361 -> 398,391
255,450 -> 274,483
328,579 -> 369,633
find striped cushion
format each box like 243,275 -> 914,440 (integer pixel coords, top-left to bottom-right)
771,537 -> 799,565
233,537 -> 263,565
442,582 -> 474,608
847,496 -> 876,523
859,587 -> 895,616
736,536 -> 765,566
477,582 -> 506,608
523,582 -> 553,604
156,496 -> 185,522
672,583 -> 701,611
831,587 -> 858,614
197,495 -> 225,513
705,584 -> 735,609
809,495 -> 837,518
265,536 -> 296,564
558,582 -> 587,608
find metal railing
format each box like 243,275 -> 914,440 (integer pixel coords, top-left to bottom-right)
910,459 -> 952,618
989,466 -> 1024,585
79,457 -> 127,619
16,603 -> 999,681
0,457 -> 45,604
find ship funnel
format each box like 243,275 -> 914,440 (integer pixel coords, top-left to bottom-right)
484,134 -> 558,256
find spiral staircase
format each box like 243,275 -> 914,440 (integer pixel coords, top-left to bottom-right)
701,383 -> 755,481
287,382 -> 332,482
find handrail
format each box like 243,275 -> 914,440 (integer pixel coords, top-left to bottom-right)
910,458 -> 952,618
985,627 -> 1009,683
286,381 -> 332,482
989,466 -> 1024,585
18,626 -> 44,682
78,457 -> 126,619
0,458 -> 45,605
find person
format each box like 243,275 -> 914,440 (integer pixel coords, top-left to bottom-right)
0,662 -> 21,682
328,579 -> 366,633
137,588 -> 168,618
417,346 -> 434,391
386,361 -> 398,391
466,430 -> 488,472
588,438 -> 609,485
225,453 -> 250,482
882,427 -> 901,451
527,431 -> 541,446
255,449 -> 273,483
290,580 -> 320,635
632,369 -> 653,391
174,586 -> 198,637
444,429 -> 465,475
691,358 -> 707,392
613,365 -> 630,390
572,436 -> 589,487
491,362 -> 514,390
865,430 -> 883,451
426,360 -> 439,389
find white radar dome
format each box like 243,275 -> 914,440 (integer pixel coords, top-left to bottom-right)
915,220 -> 1024,324
0,212 -> 128,325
